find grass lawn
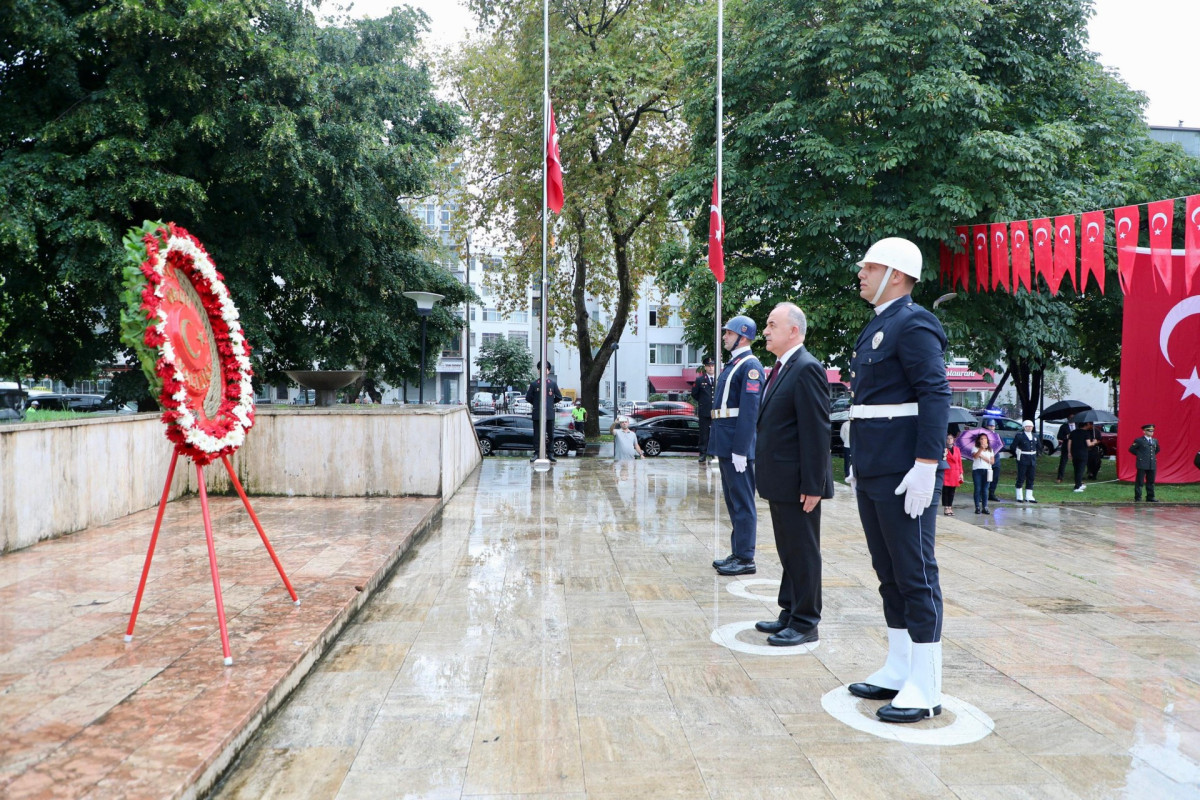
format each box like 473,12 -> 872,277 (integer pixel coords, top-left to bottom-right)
836,452 -> 1200,505
17,410 -> 88,423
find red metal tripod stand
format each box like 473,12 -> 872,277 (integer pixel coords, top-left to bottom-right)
124,449 -> 299,665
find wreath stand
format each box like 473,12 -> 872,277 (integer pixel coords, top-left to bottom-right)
124,448 -> 299,666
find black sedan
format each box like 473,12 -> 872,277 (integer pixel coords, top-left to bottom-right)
473,415 -> 585,457
632,415 -> 702,456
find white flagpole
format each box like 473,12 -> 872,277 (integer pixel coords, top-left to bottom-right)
713,0 -> 724,375
536,0 -> 551,469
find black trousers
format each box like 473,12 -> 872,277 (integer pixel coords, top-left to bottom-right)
698,415 -> 711,455
1135,468 -> 1156,499
768,499 -> 822,634
1057,446 -> 1069,479
1073,457 -> 1087,489
855,473 -> 944,643
1015,457 -> 1036,489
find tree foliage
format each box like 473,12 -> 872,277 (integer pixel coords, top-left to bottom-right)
663,0 -> 1196,420
475,335 -> 534,393
449,0 -> 694,434
0,0 -> 464,389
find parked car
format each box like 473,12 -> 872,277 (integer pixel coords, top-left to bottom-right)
473,415 -> 585,457
1096,422 -> 1119,456
618,400 -> 652,417
28,393 -> 133,414
631,415 -> 701,456
470,392 -> 496,415
0,382 -> 26,421
629,400 -> 695,421
830,410 -> 849,453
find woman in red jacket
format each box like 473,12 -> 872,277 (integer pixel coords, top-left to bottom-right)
942,432 -> 964,516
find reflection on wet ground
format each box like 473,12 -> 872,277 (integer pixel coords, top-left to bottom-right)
208,457 -> 1200,799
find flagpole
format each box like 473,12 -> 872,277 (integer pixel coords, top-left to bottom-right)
536,0 -> 551,470
713,0 -> 724,374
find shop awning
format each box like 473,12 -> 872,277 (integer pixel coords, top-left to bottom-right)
947,367 -> 996,391
648,375 -> 695,394
827,368 -> 844,385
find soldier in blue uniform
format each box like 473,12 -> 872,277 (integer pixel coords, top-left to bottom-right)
845,238 -> 951,724
709,315 -> 764,576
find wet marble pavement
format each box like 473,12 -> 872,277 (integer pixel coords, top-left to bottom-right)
0,493 -> 439,800
210,457 -> 1200,799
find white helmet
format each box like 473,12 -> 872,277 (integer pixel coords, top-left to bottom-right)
856,237 -> 923,280
1022,419 -> 1034,428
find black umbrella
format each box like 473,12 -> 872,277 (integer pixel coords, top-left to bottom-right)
1075,409 -> 1118,424
947,406 -> 977,425
1041,399 -> 1092,420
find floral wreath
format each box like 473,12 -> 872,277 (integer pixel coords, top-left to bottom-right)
120,222 -> 255,465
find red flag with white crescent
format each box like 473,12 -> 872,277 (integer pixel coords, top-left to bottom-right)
1050,215 -> 1075,294
546,102 -> 564,214
954,226 -> 970,291
972,225 -> 989,292
1119,248 -> 1200,482
708,178 -> 725,283
1114,205 -> 1139,294
1185,195 -> 1200,294
1032,218 -> 1053,289
1148,199 -> 1174,293
990,223 -> 1010,292
1010,220 -> 1031,292
1080,210 -> 1105,294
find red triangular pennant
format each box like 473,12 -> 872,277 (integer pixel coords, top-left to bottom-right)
1080,210 -> 1105,294
1011,221 -> 1031,292
972,225 -> 989,292
1186,195 -> 1200,295
990,223 -> 1010,292
1114,205 -> 1139,294
1032,218 -> 1053,289
1051,215 -> 1075,294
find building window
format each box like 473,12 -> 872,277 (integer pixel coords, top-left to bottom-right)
648,305 -> 659,327
424,203 -> 436,227
650,344 -> 683,365
482,332 -> 504,346
508,330 -> 528,342
440,207 -> 452,232
510,311 -> 528,323
483,308 -> 502,321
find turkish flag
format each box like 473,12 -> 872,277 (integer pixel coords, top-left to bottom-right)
1148,199 -> 1174,293
1114,205 -> 1139,294
972,225 -> 989,292
954,226 -> 970,291
546,102 -> 564,214
1051,215 -> 1075,294
1032,218 -> 1053,289
1119,248 -> 1200,483
1011,220 -> 1031,292
1186,195 -> 1200,294
990,223 -> 1010,292
1080,210 -> 1105,294
708,178 -> 724,283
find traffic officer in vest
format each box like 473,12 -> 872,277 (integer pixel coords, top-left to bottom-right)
710,315 -> 764,576
1012,420 -> 1039,503
845,237 -> 951,723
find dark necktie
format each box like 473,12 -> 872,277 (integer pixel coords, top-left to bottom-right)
766,359 -> 785,393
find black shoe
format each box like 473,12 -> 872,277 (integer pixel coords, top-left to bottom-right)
988,494 -> 999,502
767,627 -> 818,646
1148,498 -> 1159,502
698,455 -> 707,463
715,559 -> 756,576
848,683 -> 899,701
549,457 -> 557,463
982,507 -> 989,514
712,554 -> 737,569
877,703 -> 942,723
755,618 -> 789,634
1027,498 -> 1038,504
1135,497 -> 1141,502
975,507 -> 981,514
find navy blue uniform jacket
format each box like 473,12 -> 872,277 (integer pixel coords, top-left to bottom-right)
849,296 -> 951,477
709,350 -> 763,458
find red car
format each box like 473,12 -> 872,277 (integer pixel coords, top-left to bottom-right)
1097,422 -> 1119,456
629,400 -> 695,421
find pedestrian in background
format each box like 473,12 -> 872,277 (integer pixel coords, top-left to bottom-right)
691,357 -> 715,463
1129,423 -> 1160,502
1056,413 -> 1076,483
971,433 -> 994,514
1012,419 -> 1039,503
942,433 -> 963,516
1067,421 -> 1097,492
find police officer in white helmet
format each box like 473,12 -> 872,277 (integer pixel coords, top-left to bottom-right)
845,237 -> 951,723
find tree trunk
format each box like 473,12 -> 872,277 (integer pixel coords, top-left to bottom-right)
1007,350 -> 1044,423
574,227 -> 635,438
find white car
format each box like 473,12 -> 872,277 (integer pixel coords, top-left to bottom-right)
511,399 -> 533,415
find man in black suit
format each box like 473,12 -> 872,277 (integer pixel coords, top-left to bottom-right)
691,357 -> 715,463
525,361 -> 563,463
753,302 -> 834,647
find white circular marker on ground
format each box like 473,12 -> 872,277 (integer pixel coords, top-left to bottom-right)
821,687 -> 995,745
725,578 -> 779,601
710,620 -> 819,656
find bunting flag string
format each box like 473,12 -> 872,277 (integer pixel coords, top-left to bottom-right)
939,194 -> 1200,298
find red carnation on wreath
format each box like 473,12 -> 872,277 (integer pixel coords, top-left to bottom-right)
120,221 -> 255,465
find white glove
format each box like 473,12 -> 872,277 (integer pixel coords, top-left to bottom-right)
846,465 -> 857,492
731,453 -> 748,473
894,460 -> 938,518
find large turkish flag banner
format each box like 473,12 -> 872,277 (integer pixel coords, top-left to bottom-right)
1119,248 -> 1200,483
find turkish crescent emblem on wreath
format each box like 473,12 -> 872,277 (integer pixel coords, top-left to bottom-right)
872,332 -> 884,349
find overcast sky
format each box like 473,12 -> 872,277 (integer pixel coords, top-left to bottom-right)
331,0 -> 1200,128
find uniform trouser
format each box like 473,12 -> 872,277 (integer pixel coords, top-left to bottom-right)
717,457 -> 757,561
855,472 -> 944,643
698,416 -> 711,455
534,419 -> 555,457
1015,457 -> 1036,489
769,499 -> 822,634
1135,468 -> 1156,499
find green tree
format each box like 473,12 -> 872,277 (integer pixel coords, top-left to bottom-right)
449,0 -> 692,435
475,336 -> 534,395
0,0 -> 464,390
664,0 -> 1183,422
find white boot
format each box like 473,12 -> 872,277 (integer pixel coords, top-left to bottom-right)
1016,487 -> 1025,502
884,641 -> 942,720
864,628 -> 911,690
1026,490 -> 1036,503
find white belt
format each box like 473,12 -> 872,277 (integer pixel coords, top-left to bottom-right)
850,402 -> 919,419
712,408 -> 740,419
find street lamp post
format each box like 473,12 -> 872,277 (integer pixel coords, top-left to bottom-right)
403,291 -> 444,404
